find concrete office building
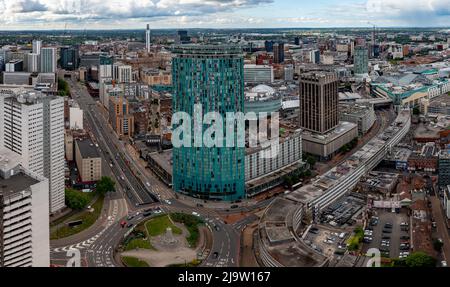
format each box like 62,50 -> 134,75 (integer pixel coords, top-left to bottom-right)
108,96 -> 134,137
40,47 -> 57,73
301,122 -> 358,159
439,150 -> 450,186
26,53 -> 39,73
339,103 -> 376,135
273,42 -> 285,64
99,80 -> 122,109
75,139 -> 102,183
5,60 -> 23,72
0,148 -> 50,267
172,45 -> 245,201
32,40 -> 41,55
354,46 -> 369,76
69,107 -> 83,130
310,50 -> 320,64
245,129 -> 302,188
99,55 -> 113,80
299,72 -> 339,134
244,64 -> 274,83
113,64 -> 132,83
0,90 -> 65,213
284,64 -> 294,81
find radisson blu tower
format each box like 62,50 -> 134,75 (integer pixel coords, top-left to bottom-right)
172,45 -> 245,201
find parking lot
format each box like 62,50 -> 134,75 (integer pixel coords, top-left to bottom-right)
319,193 -> 366,227
304,225 -> 348,258
362,210 -> 410,259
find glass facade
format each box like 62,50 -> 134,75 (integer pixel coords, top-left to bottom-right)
354,46 -> 369,75
172,45 -> 245,201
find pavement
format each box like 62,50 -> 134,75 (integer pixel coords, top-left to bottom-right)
430,196 -> 450,263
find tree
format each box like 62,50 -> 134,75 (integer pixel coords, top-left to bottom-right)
58,78 -> 70,97
412,106 -> 420,115
96,176 -> 116,195
65,188 -> 90,210
405,252 -> 436,267
304,154 -> 316,168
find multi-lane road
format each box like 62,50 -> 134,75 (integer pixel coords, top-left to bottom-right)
51,77 -> 239,267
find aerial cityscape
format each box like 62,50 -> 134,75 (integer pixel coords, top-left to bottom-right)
1,0 -> 450,270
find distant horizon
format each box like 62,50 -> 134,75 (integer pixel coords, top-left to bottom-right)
0,26 -> 449,32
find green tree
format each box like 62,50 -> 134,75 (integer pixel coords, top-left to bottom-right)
405,252 -> 436,267
304,154 -> 316,168
96,176 -> 116,195
65,188 -> 90,210
58,78 -> 70,97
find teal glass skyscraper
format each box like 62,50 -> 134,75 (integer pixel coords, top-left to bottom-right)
172,45 -> 245,201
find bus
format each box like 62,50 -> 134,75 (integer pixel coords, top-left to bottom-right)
291,181 -> 303,191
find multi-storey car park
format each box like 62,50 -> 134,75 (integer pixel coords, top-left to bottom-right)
257,109 -> 411,267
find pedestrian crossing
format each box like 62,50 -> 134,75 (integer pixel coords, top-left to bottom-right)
51,199 -> 125,259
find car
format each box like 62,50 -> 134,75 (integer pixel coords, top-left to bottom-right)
363,236 -> 373,243
400,235 -> 410,240
384,223 -> 393,229
127,215 -> 134,220
126,223 -> 134,228
165,200 -> 172,205
146,182 -> 150,187
212,252 -> 219,259
143,211 -> 152,217
214,225 -> 220,232
441,260 -> 447,267
400,222 -> 409,226
309,228 -> 319,234
382,235 -> 391,240
153,210 -> 162,214
382,229 -> 392,233
120,220 -> 127,228
230,204 -> 239,209
192,211 -> 200,217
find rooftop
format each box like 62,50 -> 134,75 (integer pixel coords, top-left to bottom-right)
0,172 -> 39,195
301,121 -> 358,144
0,148 -> 21,175
171,44 -> 243,56
76,138 -> 100,159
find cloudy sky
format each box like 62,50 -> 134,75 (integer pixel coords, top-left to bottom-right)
1,0 -> 450,29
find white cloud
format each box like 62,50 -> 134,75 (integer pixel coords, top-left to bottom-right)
0,0 -> 272,24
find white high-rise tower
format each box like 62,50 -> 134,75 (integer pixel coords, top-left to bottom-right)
32,39 -> 42,55
0,90 -> 65,213
146,24 -> 151,53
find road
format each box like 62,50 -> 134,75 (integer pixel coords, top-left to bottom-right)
430,196 -> 450,263
71,79 -> 157,206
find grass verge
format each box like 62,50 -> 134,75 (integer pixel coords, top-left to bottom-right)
121,256 -> 149,267
50,195 -> 104,239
